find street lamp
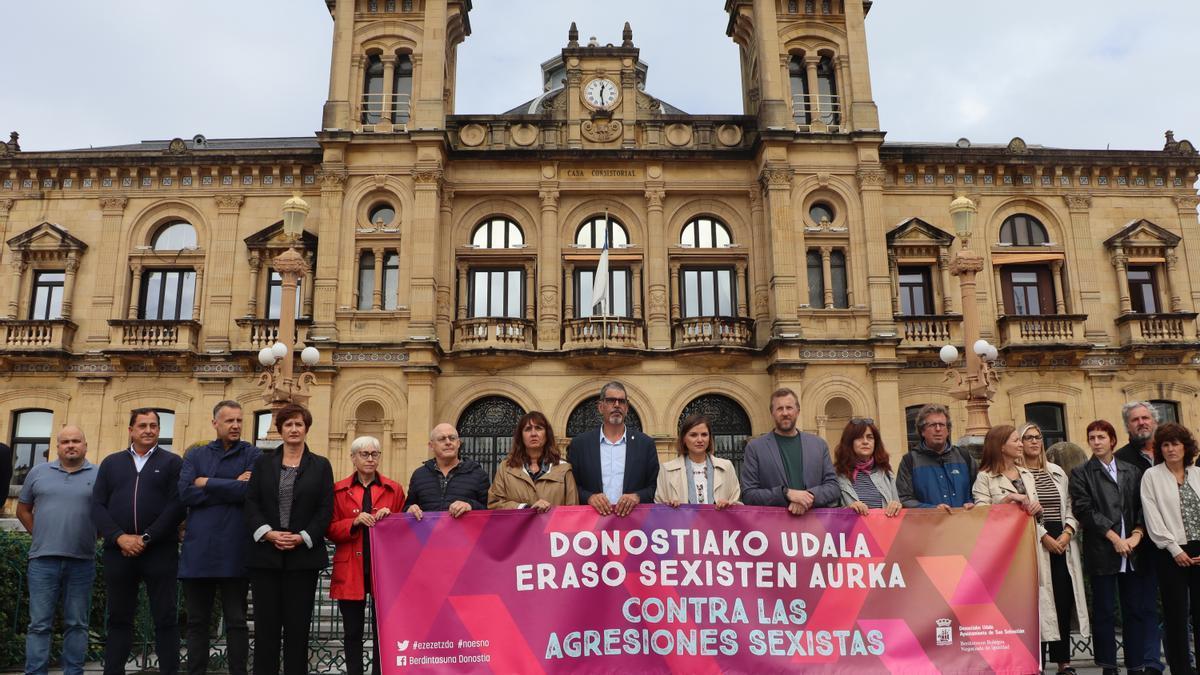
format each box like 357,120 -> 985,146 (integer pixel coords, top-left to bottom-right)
256,195 -> 320,424
941,195 -> 1000,440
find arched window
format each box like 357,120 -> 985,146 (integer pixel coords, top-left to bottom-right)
471,218 -> 524,249
362,54 -> 384,124
10,409 -> 53,486
566,396 -> 643,438
457,396 -> 526,478
817,55 -> 839,125
680,217 -> 732,248
154,409 -> 176,452
1024,402 -> 1066,448
788,56 -> 810,125
393,54 -> 413,124
152,222 -> 197,251
999,214 -> 1049,246
357,251 -> 375,311
368,203 -> 396,227
678,395 -> 752,471
576,216 -> 629,249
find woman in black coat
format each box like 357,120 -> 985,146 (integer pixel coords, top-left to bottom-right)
244,403 -> 334,675
404,422 -> 489,520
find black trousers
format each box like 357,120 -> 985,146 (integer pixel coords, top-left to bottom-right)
1041,521 -> 1076,665
102,545 -> 180,675
1157,540 -> 1200,675
249,568 -> 318,675
183,578 -> 249,675
339,597 -> 380,675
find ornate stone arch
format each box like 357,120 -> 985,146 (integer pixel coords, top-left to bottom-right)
552,378 -> 658,436
355,21 -> 424,52
127,199 -> 210,252
780,26 -> 848,51
1122,381 -> 1200,402
332,381 -> 407,429
665,197 -> 751,248
802,375 -> 872,430
1004,381 -> 1083,429
663,379 -> 769,435
984,197 -> 1067,246
791,174 -> 862,226
111,388 -> 193,446
557,199 -> 646,248
342,174 -> 415,231
438,378 -> 541,429
452,197 -> 540,248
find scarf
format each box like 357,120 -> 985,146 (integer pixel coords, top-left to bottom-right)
852,457 -> 875,482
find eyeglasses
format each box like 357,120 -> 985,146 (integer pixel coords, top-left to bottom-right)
602,397 -> 628,406
356,451 -> 381,459
433,435 -> 459,443
850,417 -> 875,425
1022,435 -> 1043,442
922,422 -> 949,430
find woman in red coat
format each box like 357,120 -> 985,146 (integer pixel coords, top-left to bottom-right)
327,436 -> 406,675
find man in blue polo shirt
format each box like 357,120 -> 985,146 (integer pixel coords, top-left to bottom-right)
16,425 -> 98,675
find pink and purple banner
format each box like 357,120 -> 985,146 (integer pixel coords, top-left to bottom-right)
371,504 -> 1038,674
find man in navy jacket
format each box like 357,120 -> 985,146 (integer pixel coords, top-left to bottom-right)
569,381 -> 659,516
178,401 -> 261,675
91,408 -> 184,675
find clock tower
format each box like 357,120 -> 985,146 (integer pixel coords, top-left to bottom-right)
560,22 -> 644,149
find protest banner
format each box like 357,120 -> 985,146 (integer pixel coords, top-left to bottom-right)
372,504 -> 1038,674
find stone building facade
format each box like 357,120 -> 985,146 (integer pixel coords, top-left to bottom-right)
1,0 -> 1198,492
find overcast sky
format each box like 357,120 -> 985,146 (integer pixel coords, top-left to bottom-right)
2,1 -> 1197,153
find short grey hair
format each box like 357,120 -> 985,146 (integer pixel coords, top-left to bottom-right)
1121,401 -> 1159,427
349,436 -> 381,455
916,403 -> 952,430
599,381 -> 626,400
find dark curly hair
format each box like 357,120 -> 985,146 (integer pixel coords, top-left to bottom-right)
833,419 -> 891,478
1152,422 -> 1199,466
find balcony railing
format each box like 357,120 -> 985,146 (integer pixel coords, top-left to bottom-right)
235,318 -> 313,351
897,314 -> 963,347
108,320 -> 201,351
673,316 -> 754,349
997,314 -> 1088,347
360,93 -> 411,128
792,94 -> 842,129
563,318 -> 645,350
0,319 -> 77,352
1116,312 -> 1199,345
453,317 -> 534,350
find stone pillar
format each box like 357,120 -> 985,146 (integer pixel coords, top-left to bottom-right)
748,188 -> 771,345
1111,249 -> 1132,315
88,197 -> 128,343
403,369 -> 436,474
760,167 -> 800,334
408,168 -> 442,338
751,0 -> 789,127
191,265 -> 204,322
1064,194 -> 1106,339
303,252 -> 315,318
887,251 -> 900,315
320,0 -> 356,130
372,246 -> 385,310
735,261 -> 749,316
246,253 -> 262,318
204,194 -> 243,352
380,55 -> 397,125
669,262 -> 682,321
434,188 -> 454,346
820,246 -> 834,309
804,57 -> 821,126
1166,250 -> 1185,313
7,259 -> 26,319
1050,260 -> 1067,314
127,264 -> 144,320
455,264 -> 468,320
76,378 -> 110,454
537,185 -> 561,349
871,365 -> 904,465
992,266 -> 1006,317
841,0 -> 881,130
857,168 -> 891,331
313,170 -> 347,341
523,260 -> 535,320
1174,196 -> 1200,313
61,255 -> 79,321
835,55 -> 853,130
938,249 -> 955,314
563,263 -> 575,321
644,187 -> 670,348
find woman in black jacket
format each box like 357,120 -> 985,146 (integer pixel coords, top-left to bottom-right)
244,403 -> 334,675
405,422 -> 489,520
1069,419 -> 1160,675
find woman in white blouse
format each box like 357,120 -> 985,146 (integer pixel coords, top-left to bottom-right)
656,415 -> 740,508
1139,422 -> 1200,675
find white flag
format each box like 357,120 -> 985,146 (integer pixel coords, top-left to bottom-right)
590,214 -> 610,316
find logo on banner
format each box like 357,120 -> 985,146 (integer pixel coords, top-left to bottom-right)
936,618 -> 954,646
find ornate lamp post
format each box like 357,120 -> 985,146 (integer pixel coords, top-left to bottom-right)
257,195 -> 321,424
940,196 -> 1001,440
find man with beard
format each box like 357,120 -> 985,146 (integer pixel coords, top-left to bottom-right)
1116,401 -> 1159,472
569,381 -> 659,516
895,403 -> 977,512
740,388 -> 839,515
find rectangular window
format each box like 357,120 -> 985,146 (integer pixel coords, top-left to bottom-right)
577,268 -> 631,318
30,271 -> 65,321
357,252 -> 375,311
681,268 -> 736,318
806,251 -> 824,307
383,252 -> 400,310
267,271 -> 303,320
1150,399 -> 1179,424
1024,402 -> 1066,447
140,270 -> 195,321
898,266 -> 933,315
1127,266 -> 1159,314
1002,266 -> 1054,316
10,410 -> 53,487
155,410 -> 175,452
469,269 -> 523,318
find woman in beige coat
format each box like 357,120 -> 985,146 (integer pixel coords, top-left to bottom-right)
488,411 -> 578,511
655,415 -> 739,508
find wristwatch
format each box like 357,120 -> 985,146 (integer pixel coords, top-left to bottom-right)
141,533 -> 151,545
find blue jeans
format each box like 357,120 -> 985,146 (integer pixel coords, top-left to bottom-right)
1090,569 -> 1163,671
26,556 -> 96,675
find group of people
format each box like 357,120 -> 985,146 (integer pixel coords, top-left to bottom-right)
13,382 -> 1200,675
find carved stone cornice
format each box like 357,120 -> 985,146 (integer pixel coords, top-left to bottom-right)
538,189 -> 560,209
949,250 -> 985,276
644,189 -> 665,210
748,188 -> 763,210
1064,194 -> 1092,211
411,168 -> 444,187
98,197 -> 128,213
1175,196 -> 1200,212
758,167 -> 792,190
215,194 -> 245,212
855,168 -> 886,188
581,119 -> 622,143
440,188 -> 455,211
318,169 -> 348,190
0,198 -> 14,215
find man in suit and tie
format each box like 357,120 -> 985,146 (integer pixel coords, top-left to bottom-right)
569,381 -> 659,516
740,388 -> 839,515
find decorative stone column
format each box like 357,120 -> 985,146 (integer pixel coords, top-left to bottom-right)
644,186 -> 670,348
820,246 -> 834,309
89,197 -> 128,343
127,264 -> 144,320
804,56 -> 821,126
1165,250 -> 1184,313
455,264 -> 468,321
7,259 -> 26,319
313,169 -> 347,340
760,166 -> 800,334
523,260 -> 535,321
537,185 -> 561,349
408,167 -> 442,338
191,265 -> 205,322
205,194 -> 243,352
1110,249 -> 1132,315
372,246 -> 385,310
61,254 -> 79,321
246,252 -> 262,318
1050,260 -> 1067,314
735,261 -> 749,316
563,263 -> 575,321
938,249 -> 955,314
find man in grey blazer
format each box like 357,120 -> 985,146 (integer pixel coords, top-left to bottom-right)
741,388 -> 839,515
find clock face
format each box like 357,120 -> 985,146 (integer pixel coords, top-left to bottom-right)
583,77 -> 619,110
